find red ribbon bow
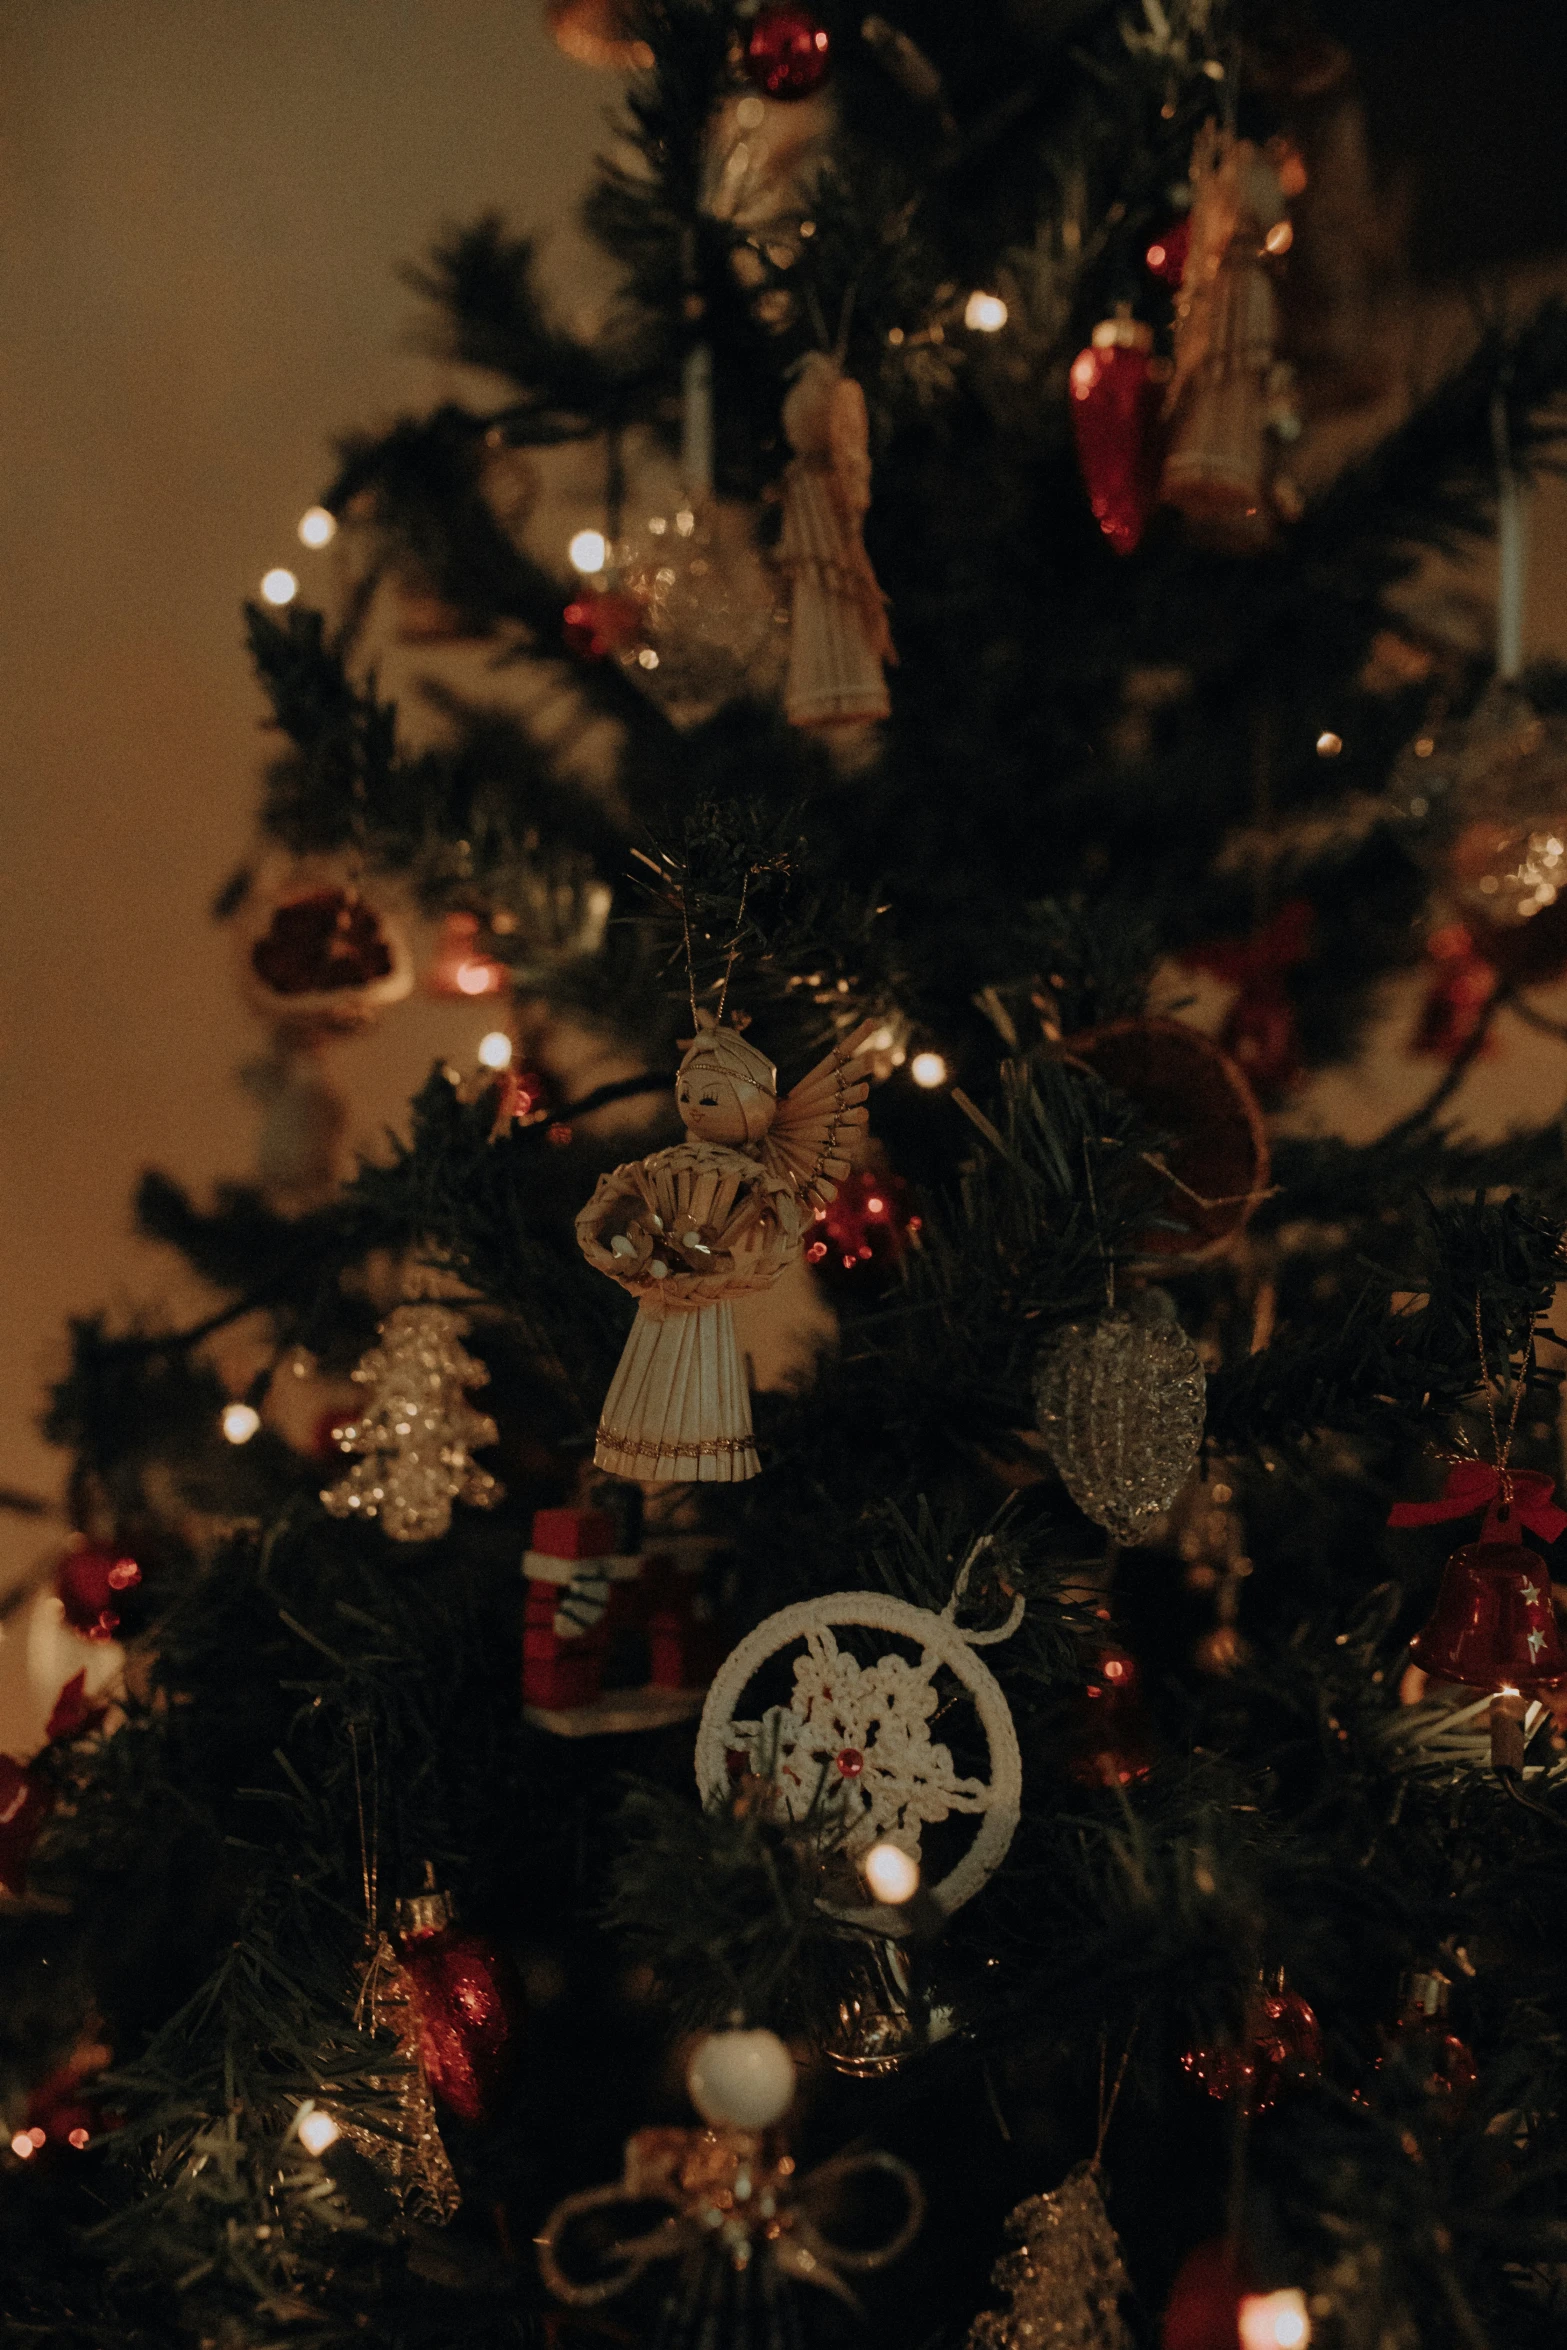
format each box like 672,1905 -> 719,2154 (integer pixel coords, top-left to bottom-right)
1387,1460 -> 1567,1546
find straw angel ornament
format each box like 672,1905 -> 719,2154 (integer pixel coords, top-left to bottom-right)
576,1011 -> 878,1481
779,352 -> 895,729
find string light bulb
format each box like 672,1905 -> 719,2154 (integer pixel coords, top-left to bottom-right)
297,506 -> 337,549
568,529 -> 608,575
910,1050 -> 948,1089
297,2107 -> 341,2157
1238,2290 -> 1311,2350
861,1840 -> 921,1904
477,1030 -> 513,1070
260,568 -> 298,607
1316,731 -> 1343,758
221,1402 -> 261,1446
964,291 -> 1008,332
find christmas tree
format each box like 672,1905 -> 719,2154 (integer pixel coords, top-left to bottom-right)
10,6 -> 1567,2346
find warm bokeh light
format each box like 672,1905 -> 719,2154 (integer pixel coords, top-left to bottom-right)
456,959 -> 502,996
964,290 -> 1008,332
1315,731 -> 1342,758
67,2126 -> 90,2149
260,568 -> 298,606
862,1840 -> 920,1904
910,1051 -> 948,1089
477,1030 -> 514,1070
11,2132 -> 35,2159
568,528 -> 608,574
297,505 -> 337,549
297,2108 -> 341,2157
1238,2290 -> 1310,2350
221,1402 -> 261,1445
1264,220 -> 1294,255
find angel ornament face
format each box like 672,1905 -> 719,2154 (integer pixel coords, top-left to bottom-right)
576,1012 -> 877,1482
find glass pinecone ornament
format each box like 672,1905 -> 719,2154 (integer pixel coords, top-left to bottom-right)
968,2161 -> 1132,2350
333,1933 -> 460,2224
321,1302 -> 502,1543
1033,1299 -> 1206,1544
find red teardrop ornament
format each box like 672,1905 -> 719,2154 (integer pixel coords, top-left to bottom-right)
1069,319 -> 1162,556
397,1884 -> 517,2125
1409,1541 -> 1565,1693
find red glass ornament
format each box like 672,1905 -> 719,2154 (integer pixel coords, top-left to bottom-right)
743,3 -> 832,99
1064,1018 -> 1270,1261
1067,1645 -> 1156,1788
250,891 -> 394,998
808,1167 -> 921,1285
1414,923 -> 1501,1061
1409,1540 -> 1565,1693
835,1747 -> 865,1779
1182,1976 -> 1322,2113
397,1877 -> 516,2125
1145,217 -> 1191,287
57,1547 -> 141,1643
563,587 -> 646,660
1069,318 -> 1162,556
1161,2240 -> 1244,2350
425,911 -> 507,1001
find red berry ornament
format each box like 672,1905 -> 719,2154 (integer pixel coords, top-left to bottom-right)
744,3 -> 832,100
1069,318 -> 1162,556
1145,217 -> 1191,287
807,1167 -> 921,1286
1182,1973 -> 1322,2113
397,1872 -> 516,2126
563,588 -> 646,660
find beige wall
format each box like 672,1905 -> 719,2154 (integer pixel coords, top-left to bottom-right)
0,2 -> 607,1577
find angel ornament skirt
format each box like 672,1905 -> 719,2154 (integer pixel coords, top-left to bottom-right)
595,1292 -> 757,1482
579,1142 -> 804,1486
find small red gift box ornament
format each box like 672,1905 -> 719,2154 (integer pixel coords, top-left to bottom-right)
1069,317 -> 1162,556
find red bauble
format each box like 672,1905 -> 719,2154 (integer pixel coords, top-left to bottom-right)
563,588 -> 646,660
425,911 -> 508,1001
1182,1977 -> 1322,2113
805,1167 -> 921,1285
1066,1645 -> 1157,1788
1145,217 -> 1191,287
1069,318 -> 1162,556
56,1546 -> 141,1643
1162,2241 -> 1243,2350
1414,923 -> 1500,1061
251,890 -> 396,998
1409,1540 -> 1565,1693
743,3 -> 832,99
397,1878 -> 516,2125
1063,1018 -> 1270,1261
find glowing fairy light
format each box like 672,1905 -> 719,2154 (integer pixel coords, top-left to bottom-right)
297,506 -> 337,549
964,291 -> 1008,332
297,2108 -> 341,2157
861,1841 -> 920,1904
477,1031 -> 514,1070
221,1402 -> 261,1445
910,1051 -> 947,1089
568,529 -> 608,574
1238,2290 -> 1310,2350
260,568 -> 298,606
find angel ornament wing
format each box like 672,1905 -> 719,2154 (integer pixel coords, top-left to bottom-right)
576,1013 -> 878,1482
779,353 -> 895,731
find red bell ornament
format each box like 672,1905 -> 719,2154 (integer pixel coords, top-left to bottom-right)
1390,1463 -> 1567,1693
1409,1543 -> 1563,1693
743,4 -> 832,100
396,1868 -> 516,2126
1069,317 -> 1161,556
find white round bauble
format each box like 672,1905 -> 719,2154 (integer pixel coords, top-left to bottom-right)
686,2027 -> 797,2129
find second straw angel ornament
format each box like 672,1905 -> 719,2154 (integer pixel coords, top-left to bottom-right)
576,1012 -> 877,1481
1160,122 -> 1299,536
779,353 -> 895,728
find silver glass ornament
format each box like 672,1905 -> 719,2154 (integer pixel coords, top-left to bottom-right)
1032,1301 -> 1205,1545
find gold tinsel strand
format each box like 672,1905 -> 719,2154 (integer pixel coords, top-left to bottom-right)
333,1933 -> 460,2224
967,2162 -> 1132,2350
